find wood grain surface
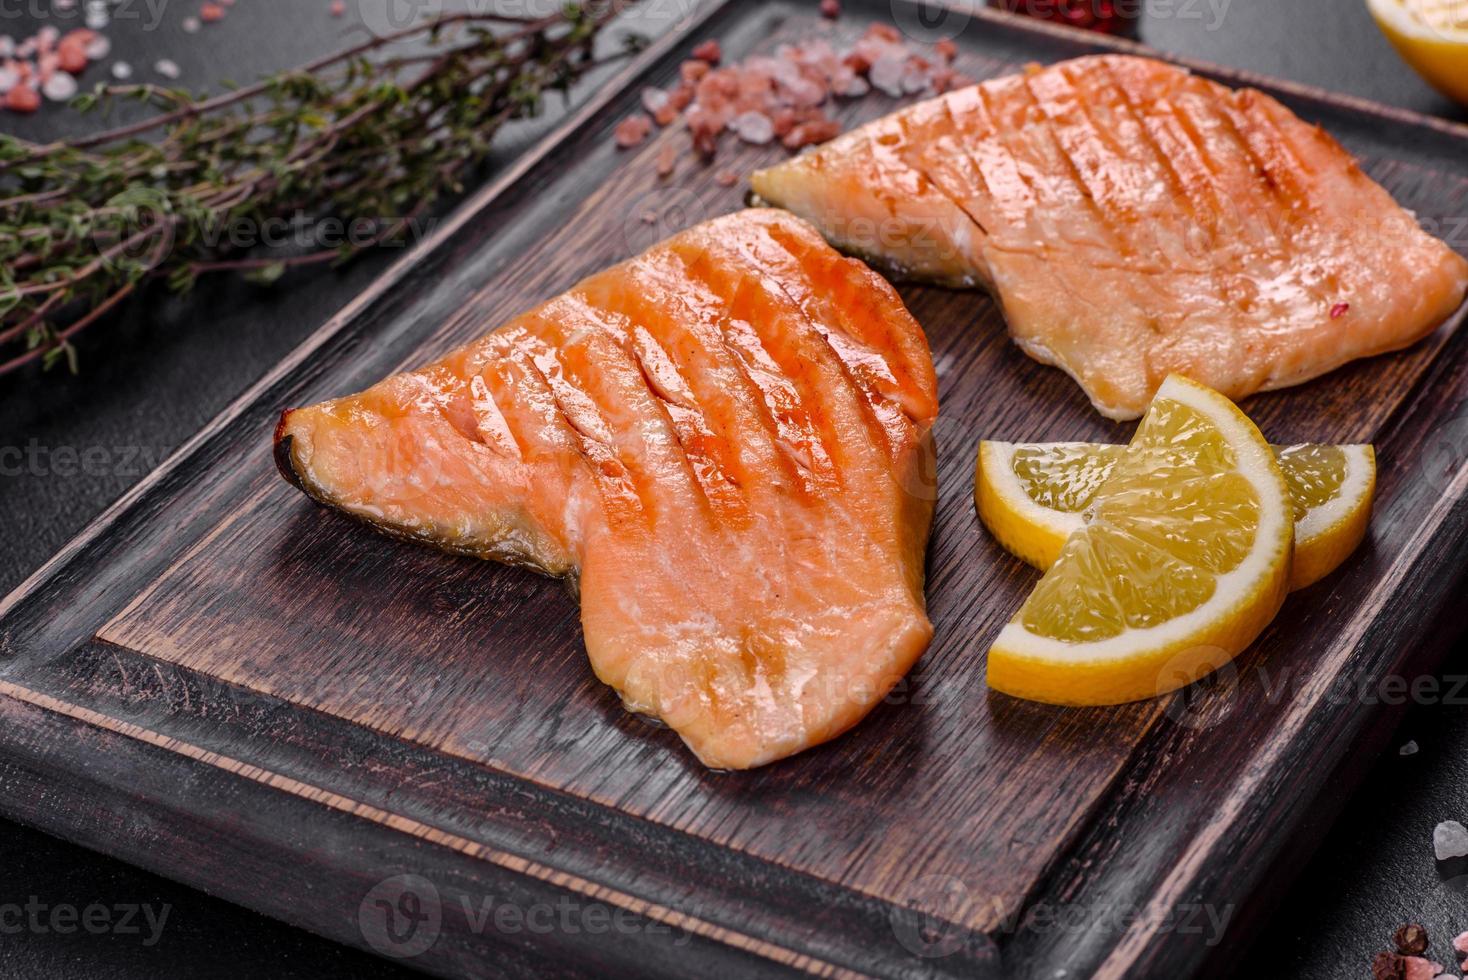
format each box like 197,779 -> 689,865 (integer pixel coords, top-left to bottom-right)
3,3 -> 1466,978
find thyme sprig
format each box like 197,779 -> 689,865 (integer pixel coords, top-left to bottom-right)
0,1 -> 638,378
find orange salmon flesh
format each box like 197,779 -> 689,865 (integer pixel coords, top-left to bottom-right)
276,210 -> 939,770
751,54 -> 1468,419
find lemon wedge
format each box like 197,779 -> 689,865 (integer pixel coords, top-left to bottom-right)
978,441 -> 1374,591
1367,0 -> 1468,105
986,376 -> 1293,707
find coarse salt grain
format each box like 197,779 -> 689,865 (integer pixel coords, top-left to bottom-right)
614,113 -> 652,149
1436,821 -> 1468,861
731,110 -> 774,145
155,58 -> 181,80
42,70 -> 77,101
110,60 -> 133,80
641,86 -> 669,115
617,23 -> 955,162
869,53 -> 906,96
1404,958 -> 1443,980
5,83 -> 39,112
1401,741 -> 1420,756
655,141 -> 677,178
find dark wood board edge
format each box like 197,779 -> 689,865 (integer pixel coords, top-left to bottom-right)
0,681 -> 826,980
0,3 -> 1465,978
1007,315 -> 1468,979
3,637 -> 1002,980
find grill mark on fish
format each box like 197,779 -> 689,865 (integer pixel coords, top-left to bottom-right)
513,327 -> 644,517
588,297 -> 748,521
752,216 -> 932,446
704,230 -> 894,497
609,250 -> 816,501
557,294 -> 723,521
673,245 -> 832,493
1168,85 -> 1291,261
732,223 -> 919,461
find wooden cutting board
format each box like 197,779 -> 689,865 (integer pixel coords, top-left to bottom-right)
3,3 -> 1466,977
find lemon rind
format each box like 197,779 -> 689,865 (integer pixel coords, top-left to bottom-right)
988,376 -> 1293,700
975,441 -> 1087,569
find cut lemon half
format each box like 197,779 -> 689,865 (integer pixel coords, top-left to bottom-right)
1367,0 -> 1468,105
986,376 -> 1293,707
977,441 -> 1375,591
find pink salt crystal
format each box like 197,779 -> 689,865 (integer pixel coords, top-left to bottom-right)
667,82 -> 694,111
820,0 -> 840,19
614,113 -> 652,149
680,59 -> 710,84
1453,932 -> 1468,956
5,83 -> 39,113
901,64 -> 931,94
686,106 -> 726,157
782,117 -> 840,150
200,3 -> 226,23
655,141 -> 677,178
935,39 -> 958,62
869,54 -> 906,96
866,23 -> 902,43
641,85 -> 669,115
330,0 -> 346,15
715,169 -> 739,187
691,39 -> 721,64
783,74 -> 827,107
731,110 -> 774,145
1405,959 -> 1445,980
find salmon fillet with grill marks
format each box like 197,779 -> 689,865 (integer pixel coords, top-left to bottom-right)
274,209 -> 939,770
751,54 -> 1468,419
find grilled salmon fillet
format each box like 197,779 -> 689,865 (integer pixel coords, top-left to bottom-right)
751,54 -> 1468,419
275,210 -> 939,770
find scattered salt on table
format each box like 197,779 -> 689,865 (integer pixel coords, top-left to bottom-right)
1436,821 -> 1468,861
